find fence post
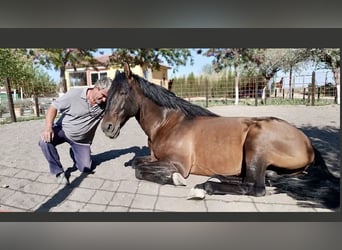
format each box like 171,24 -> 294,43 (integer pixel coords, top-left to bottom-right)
311,71 -> 315,106
234,74 -> 239,105
180,79 -> 183,98
293,75 -> 297,99
205,78 -> 209,108
34,95 -> 40,117
317,87 -> 320,101
254,78 -> 258,106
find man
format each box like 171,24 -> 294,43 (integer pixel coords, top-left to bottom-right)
39,77 -> 112,186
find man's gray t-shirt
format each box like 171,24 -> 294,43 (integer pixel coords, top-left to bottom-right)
52,87 -> 105,144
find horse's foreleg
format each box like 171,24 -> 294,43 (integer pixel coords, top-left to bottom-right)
135,161 -> 186,186
187,169 -> 266,199
187,181 -> 249,200
209,174 -> 243,184
132,156 -> 151,168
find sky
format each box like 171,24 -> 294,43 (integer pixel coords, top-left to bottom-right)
168,49 -> 212,78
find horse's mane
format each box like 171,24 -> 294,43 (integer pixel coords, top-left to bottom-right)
131,73 -> 219,118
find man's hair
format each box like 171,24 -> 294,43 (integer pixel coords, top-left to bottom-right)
95,77 -> 112,90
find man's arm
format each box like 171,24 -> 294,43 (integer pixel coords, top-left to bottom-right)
40,105 -> 58,142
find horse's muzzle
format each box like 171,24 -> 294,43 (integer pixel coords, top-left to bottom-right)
101,121 -> 120,139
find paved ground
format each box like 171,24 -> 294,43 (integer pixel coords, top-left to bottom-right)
0,104 -> 340,212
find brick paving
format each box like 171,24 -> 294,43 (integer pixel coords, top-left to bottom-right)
0,105 -> 340,212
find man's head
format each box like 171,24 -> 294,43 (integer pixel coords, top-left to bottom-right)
88,77 -> 112,106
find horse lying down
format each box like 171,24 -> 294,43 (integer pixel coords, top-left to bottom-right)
101,64 -> 325,200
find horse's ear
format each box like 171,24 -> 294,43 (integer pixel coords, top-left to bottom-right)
115,70 -> 120,78
123,62 -> 132,79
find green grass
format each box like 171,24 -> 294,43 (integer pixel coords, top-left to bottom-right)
265,98 -> 335,106
0,115 -> 46,125
191,98 -> 336,107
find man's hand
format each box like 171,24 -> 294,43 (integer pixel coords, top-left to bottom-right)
41,105 -> 58,143
41,127 -> 54,142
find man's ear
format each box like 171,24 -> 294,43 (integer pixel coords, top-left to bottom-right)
123,62 -> 132,79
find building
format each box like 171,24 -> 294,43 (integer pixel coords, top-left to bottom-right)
65,55 -> 171,91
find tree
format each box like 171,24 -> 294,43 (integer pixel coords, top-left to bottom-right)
0,49 -> 28,81
201,64 -> 215,75
279,49 -> 308,99
307,48 -> 340,104
30,48 -> 98,93
0,49 -> 31,122
199,48 -> 318,103
187,72 -> 196,97
172,75 -> 186,97
1,49 -> 60,121
200,48 -> 258,105
108,48 -> 193,77
28,66 -> 57,97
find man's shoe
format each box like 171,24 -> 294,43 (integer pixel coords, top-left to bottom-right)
56,172 -> 70,186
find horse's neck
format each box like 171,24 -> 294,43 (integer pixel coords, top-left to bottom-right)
136,99 -> 165,138
137,98 -> 181,140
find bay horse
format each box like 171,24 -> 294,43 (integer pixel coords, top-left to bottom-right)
101,63 -> 316,199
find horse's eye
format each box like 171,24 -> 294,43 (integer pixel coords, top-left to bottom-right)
119,90 -> 127,96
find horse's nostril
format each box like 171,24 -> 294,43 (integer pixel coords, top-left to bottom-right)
107,123 -> 113,131
102,122 -> 113,132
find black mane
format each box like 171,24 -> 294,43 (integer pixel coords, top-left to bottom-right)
131,73 -> 219,118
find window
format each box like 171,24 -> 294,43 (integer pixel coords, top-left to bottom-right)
91,72 -> 108,85
69,72 -> 87,87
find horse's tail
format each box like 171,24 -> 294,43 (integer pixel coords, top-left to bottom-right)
310,147 -> 338,181
310,147 -> 340,209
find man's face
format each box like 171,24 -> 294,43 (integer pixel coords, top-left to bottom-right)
93,87 -> 108,105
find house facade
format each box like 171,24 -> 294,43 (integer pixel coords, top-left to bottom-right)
65,55 -> 171,91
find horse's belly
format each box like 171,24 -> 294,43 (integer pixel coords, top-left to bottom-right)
190,120 -> 247,176
191,161 -> 242,176
192,143 -> 243,175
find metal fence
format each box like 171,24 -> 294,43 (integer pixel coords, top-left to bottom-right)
0,97 -> 53,123
170,71 -> 337,107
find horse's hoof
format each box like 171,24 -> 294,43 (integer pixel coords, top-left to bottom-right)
253,186 -> 266,197
172,172 -> 187,186
187,187 -> 206,200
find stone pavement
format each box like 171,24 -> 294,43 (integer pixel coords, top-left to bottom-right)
0,105 -> 340,213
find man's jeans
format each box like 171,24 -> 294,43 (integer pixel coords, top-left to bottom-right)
39,125 -> 92,175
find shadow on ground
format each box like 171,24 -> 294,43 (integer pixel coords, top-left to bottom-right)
92,146 -> 150,168
35,146 -> 149,212
270,125 -> 340,210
